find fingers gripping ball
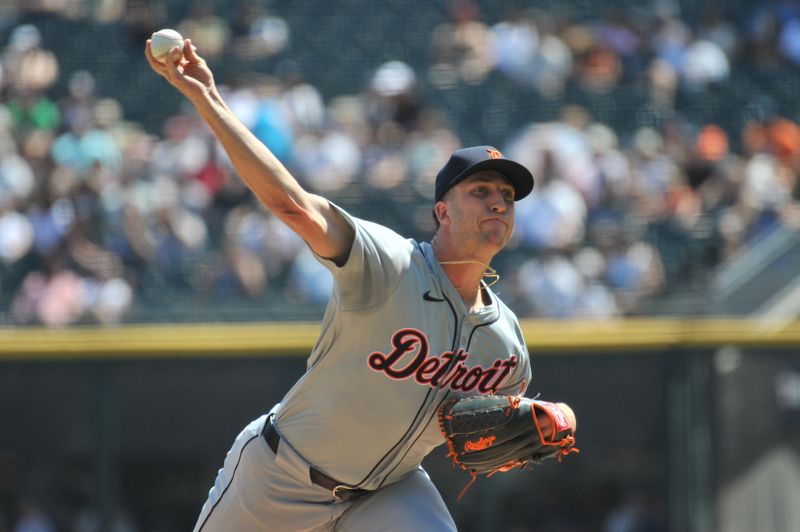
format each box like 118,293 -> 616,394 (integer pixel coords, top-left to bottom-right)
438,395 -> 579,498
150,29 -> 184,63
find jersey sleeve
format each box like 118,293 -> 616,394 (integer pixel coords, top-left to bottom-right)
312,202 -> 413,310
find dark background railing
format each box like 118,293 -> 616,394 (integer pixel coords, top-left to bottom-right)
2,320 -> 800,531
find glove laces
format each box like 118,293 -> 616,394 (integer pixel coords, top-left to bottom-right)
556,435 -> 580,462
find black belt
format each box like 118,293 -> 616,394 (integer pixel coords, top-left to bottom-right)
262,417 -> 371,502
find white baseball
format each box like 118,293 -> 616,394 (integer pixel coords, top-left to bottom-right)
150,29 -> 184,63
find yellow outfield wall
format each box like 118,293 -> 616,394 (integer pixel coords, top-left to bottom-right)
1,319 -> 799,360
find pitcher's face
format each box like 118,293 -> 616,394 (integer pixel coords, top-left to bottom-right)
438,171 -> 516,253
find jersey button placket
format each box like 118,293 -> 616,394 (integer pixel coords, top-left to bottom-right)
459,315 -> 472,347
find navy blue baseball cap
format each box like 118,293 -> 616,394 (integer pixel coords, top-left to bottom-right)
434,146 -> 534,202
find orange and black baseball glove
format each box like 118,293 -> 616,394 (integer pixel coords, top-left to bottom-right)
438,395 -> 578,497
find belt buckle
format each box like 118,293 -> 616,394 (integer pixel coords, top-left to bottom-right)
332,485 -> 356,501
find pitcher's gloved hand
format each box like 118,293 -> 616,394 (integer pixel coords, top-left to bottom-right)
438,395 -> 579,498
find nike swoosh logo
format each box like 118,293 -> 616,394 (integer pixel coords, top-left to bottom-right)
423,291 -> 445,302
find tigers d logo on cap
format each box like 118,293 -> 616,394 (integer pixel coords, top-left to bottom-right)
434,145 -> 534,202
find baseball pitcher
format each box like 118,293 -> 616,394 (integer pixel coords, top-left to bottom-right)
146,38 -> 577,532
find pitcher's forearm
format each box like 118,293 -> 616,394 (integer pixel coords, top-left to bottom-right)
145,38 -> 353,260
192,91 -> 307,214
190,91 -> 354,262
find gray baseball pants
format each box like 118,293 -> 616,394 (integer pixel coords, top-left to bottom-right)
192,414 -> 457,531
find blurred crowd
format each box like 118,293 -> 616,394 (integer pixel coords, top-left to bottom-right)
2,1 -> 800,531
0,0 -> 798,332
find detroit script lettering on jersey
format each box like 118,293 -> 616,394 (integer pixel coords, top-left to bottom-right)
367,328 -> 518,394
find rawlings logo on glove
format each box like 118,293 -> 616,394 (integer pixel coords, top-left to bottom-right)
438,395 -> 579,498
464,435 -> 496,451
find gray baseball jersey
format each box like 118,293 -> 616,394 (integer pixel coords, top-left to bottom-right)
193,204 -> 531,531
274,205 -> 531,489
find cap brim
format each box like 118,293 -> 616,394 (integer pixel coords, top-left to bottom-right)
449,159 -> 535,201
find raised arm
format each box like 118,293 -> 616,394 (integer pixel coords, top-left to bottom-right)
145,38 -> 354,264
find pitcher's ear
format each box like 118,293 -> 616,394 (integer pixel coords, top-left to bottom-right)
434,201 -> 448,225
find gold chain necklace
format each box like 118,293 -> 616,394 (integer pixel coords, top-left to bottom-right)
438,259 -> 500,288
